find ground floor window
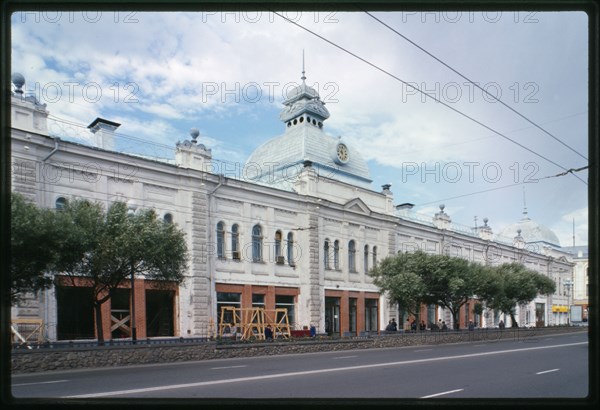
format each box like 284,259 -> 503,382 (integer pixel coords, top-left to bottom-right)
365,299 -> 378,332
276,295 -> 295,328
325,297 -> 340,335
252,294 -> 265,323
145,290 -> 175,337
110,288 -> 131,339
349,298 -> 357,333
56,286 -> 95,340
536,303 -> 545,327
217,292 -> 241,328
427,304 -> 436,329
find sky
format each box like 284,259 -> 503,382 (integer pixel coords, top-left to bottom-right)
10,9 -> 589,247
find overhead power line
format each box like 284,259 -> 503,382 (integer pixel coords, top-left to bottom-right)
363,11 -> 588,162
416,165 -> 589,207
272,12 -> 587,186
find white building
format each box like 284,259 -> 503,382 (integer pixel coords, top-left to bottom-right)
10,71 -> 574,341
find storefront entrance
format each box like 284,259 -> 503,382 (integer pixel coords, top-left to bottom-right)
325,297 -> 340,335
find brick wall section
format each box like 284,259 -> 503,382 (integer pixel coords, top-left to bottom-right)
12,327 -> 583,374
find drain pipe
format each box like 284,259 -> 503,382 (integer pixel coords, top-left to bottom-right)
42,137 -> 60,162
206,173 -> 225,338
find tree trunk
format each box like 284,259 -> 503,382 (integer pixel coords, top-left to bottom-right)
510,311 -> 519,328
94,300 -> 105,345
451,310 -> 460,330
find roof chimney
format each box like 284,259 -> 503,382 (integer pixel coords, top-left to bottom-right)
87,117 -> 121,151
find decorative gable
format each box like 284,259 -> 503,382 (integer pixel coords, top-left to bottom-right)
343,197 -> 371,215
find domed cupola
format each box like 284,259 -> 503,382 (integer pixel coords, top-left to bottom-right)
243,60 -> 372,191
499,207 -> 561,248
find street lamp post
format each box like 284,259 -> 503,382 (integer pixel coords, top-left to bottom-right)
564,278 -> 573,326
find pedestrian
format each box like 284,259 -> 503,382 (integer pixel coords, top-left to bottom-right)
386,320 -> 393,331
391,318 -> 397,331
410,320 -> 417,332
404,318 -> 411,332
309,324 -> 316,337
499,320 -> 505,330
264,325 -> 273,340
419,320 -> 426,331
441,321 -> 448,331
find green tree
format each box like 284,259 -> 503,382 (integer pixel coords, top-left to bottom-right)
53,200 -> 189,343
370,250 -> 490,329
419,253 -> 488,330
10,193 -> 58,303
370,252 -> 426,319
480,262 -> 556,327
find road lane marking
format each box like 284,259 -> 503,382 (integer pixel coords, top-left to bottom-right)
536,368 -> 559,375
62,341 -> 587,398
211,365 -> 247,370
13,380 -> 69,387
413,349 -> 432,352
332,356 -> 357,360
421,388 -> 464,398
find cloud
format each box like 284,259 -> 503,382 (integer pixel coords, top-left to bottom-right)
10,11 -> 588,247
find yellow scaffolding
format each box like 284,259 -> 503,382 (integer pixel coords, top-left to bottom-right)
218,306 -> 291,340
11,318 -> 44,349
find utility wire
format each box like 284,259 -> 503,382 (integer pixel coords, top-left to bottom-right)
416,165 -> 589,207
363,10 -> 588,162
273,12 -> 587,186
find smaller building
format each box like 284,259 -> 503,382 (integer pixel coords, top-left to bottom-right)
561,245 -> 589,322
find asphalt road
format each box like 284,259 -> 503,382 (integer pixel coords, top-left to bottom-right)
11,331 -> 589,400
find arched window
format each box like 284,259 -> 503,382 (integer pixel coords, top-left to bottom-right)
275,230 -> 282,258
252,224 -> 263,262
324,239 -> 330,269
55,197 -> 67,210
163,213 -> 173,224
348,240 -> 356,272
287,232 -> 294,266
364,245 -> 369,274
334,240 -> 340,270
372,246 -> 378,267
231,224 -> 240,260
216,222 -> 225,259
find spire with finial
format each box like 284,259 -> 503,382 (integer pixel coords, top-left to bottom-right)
279,49 -> 330,125
522,185 -> 528,218
301,49 -> 306,83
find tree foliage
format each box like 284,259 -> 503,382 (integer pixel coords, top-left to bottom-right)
10,193 -> 58,302
54,199 -> 189,342
370,251 -> 555,329
369,252 -> 426,317
479,262 -> 556,327
10,196 -> 189,342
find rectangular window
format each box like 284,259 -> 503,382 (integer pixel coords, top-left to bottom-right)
56,286 -> 95,340
251,294 -> 265,324
349,298 -> 357,333
110,288 -> 131,339
427,304 -> 436,329
217,292 -> 241,330
364,299 -> 378,332
252,293 -> 265,308
325,297 -> 340,335
145,290 -> 175,337
276,295 -> 295,328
